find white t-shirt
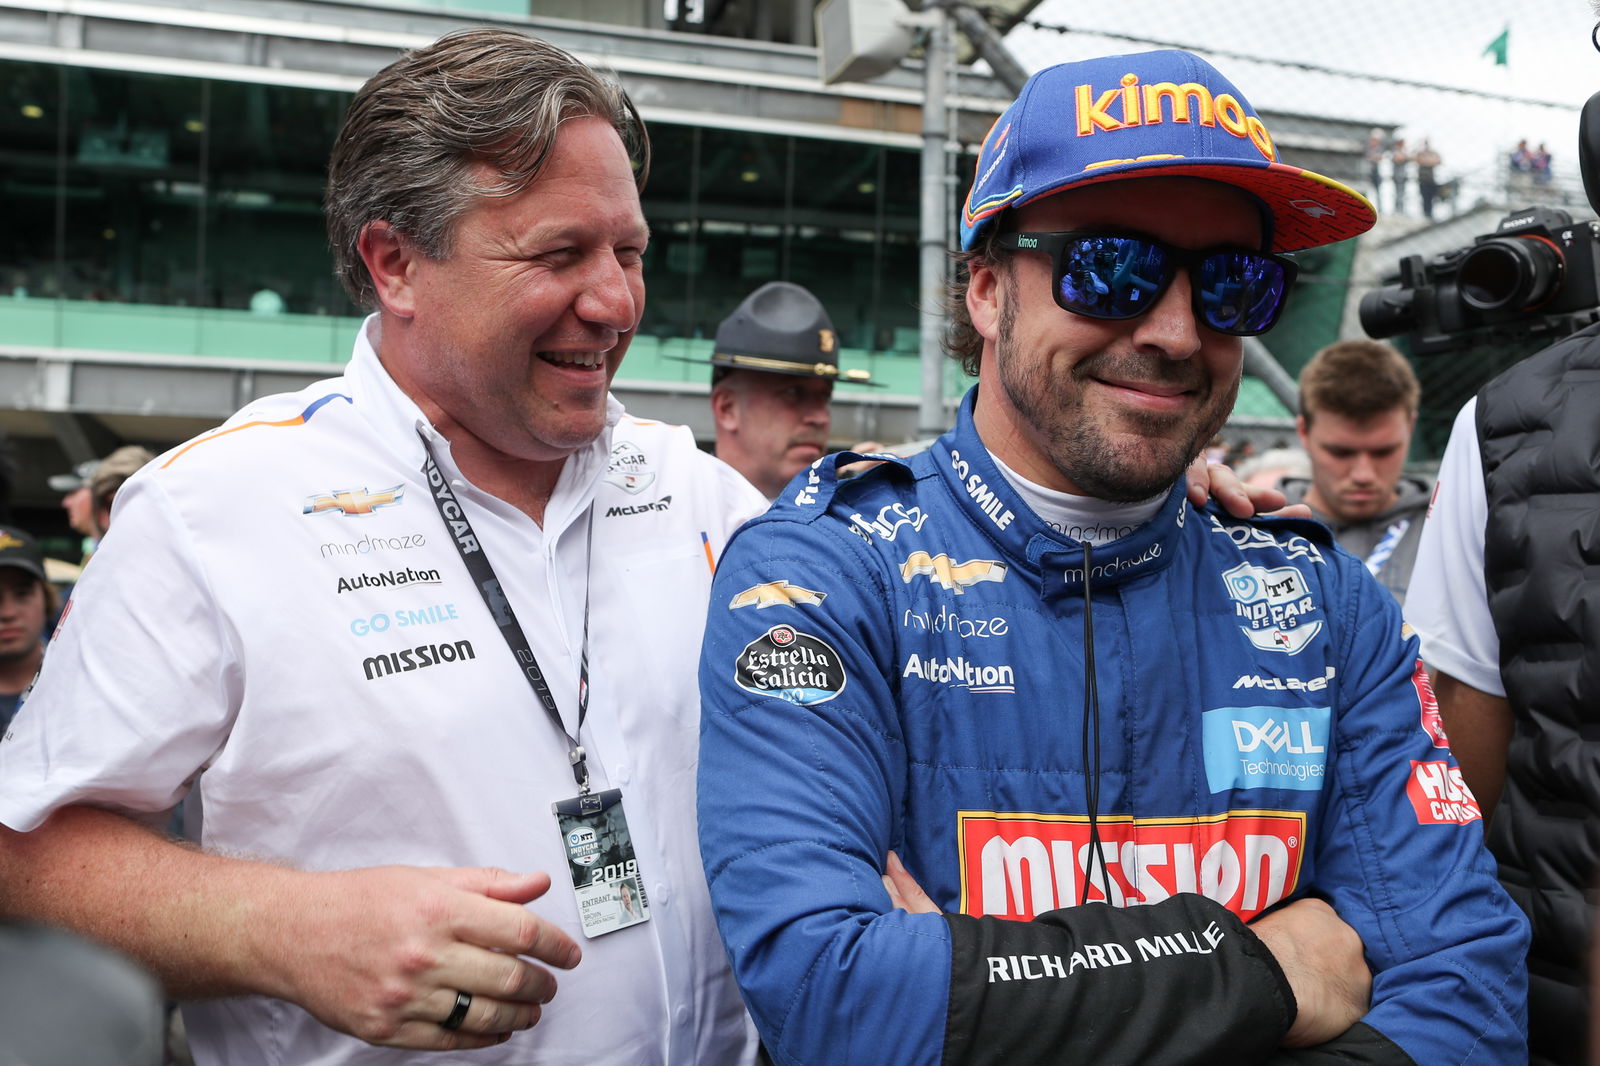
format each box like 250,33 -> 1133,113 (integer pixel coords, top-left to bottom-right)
1404,398 -> 1504,696
0,319 -> 766,1066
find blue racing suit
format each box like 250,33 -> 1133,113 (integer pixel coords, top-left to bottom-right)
698,390 -> 1528,1065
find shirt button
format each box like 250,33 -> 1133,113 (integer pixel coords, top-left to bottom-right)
653,883 -> 669,906
616,763 -> 630,785
674,1006 -> 689,1025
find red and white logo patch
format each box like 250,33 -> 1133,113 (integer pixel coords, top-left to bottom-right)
956,810 -> 1306,922
1406,760 -> 1481,825
1412,660 -> 1449,748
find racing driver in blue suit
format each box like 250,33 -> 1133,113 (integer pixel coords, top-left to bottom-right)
697,50 -> 1528,1065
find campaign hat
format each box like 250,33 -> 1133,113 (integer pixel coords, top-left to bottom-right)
960,49 -> 1376,253
707,282 -> 878,386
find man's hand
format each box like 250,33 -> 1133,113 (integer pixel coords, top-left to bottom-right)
1186,455 -> 1311,520
0,808 -> 584,1051
839,440 -> 892,481
881,850 -> 939,914
254,865 -> 581,1051
1250,898 -> 1371,1047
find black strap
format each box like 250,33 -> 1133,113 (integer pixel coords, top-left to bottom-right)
419,432 -> 593,793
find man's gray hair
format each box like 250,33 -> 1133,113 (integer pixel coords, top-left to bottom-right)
326,26 -> 651,310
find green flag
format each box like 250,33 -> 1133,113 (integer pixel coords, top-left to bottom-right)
1482,25 -> 1509,65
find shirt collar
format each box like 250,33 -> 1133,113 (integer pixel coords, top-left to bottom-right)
345,315 -> 626,530
932,387 -> 1187,596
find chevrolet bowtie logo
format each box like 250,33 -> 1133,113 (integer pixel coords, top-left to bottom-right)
729,581 -> 828,609
303,485 -> 405,516
899,552 -> 1008,594
0,533 -> 23,550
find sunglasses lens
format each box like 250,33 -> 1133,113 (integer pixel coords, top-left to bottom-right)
1196,252 -> 1290,334
1042,233 -> 1291,335
1057,236 -> 1172,320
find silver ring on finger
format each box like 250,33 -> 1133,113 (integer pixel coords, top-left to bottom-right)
440,990 -> 472,1031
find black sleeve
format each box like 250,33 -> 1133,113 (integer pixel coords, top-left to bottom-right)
942,894 -> 1296,1065
1267,1023 -> 1416,1065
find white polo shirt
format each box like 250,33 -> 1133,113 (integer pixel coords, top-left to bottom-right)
0,319 -> 766,1065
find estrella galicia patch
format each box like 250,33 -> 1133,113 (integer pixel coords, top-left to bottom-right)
734,624 -> 846,706
1221,561 -> 1323,655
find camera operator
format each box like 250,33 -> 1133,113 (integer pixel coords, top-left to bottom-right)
1400,53 -> 1600,1066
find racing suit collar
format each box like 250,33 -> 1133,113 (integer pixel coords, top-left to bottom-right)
932,387 -> 1187,600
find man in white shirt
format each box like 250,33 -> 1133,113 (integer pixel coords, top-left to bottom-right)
0,27 -> 764,1065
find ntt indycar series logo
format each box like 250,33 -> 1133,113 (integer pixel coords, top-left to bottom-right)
1221,561 -> 1322,655
604,440 -> 655,495
734,624 -> 846,706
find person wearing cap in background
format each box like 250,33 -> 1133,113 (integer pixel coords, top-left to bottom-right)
49,459 -> 101,562
697,48 -> 1527,1064
0,526 -> 53,735
705,281 -> 884,501
85,445 -> 155,540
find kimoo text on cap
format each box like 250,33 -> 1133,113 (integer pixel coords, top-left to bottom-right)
960,49 -> 1376,253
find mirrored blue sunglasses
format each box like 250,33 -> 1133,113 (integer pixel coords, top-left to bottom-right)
997,231 -> 1298,337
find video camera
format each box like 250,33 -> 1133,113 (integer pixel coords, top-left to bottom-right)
1359,206 -> 1600,355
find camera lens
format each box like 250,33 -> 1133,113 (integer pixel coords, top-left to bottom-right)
1459,237 -> 1564,312
1358,285 -> 1417,339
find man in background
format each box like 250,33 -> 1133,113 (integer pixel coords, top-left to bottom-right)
85,445 -> 155,539
0,526 -> 51,734
49,459 -> 100,562
707,281 -> 882,500
1408,325 -> 1600,1066
1281,339 -> 1430,606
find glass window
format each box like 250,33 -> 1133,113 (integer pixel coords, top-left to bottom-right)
204,80 -> 355,316
0,60 -> 62,298
638,121 -> 922,353
60,66 -> 205,304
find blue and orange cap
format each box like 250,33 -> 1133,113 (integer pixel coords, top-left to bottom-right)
960,49 -> 1376,253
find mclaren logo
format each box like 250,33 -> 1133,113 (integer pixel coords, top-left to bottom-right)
304,485 -> 404,516
729,581 -> 827,609
900,551 -> 1007,594
606,496 -> 672,517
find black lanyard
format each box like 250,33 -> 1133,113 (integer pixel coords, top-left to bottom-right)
419,432 -> 594,794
